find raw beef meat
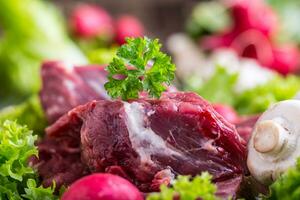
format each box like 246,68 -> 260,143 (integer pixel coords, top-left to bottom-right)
40,61 -> 109,123
40,61 -> 176,124
35,137 -> 89,189
36,92 -> 247,198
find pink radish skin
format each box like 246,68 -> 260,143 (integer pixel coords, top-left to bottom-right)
70,4 -> 114,39
201,32 -> 236,50
201,0 -> 299,75
229,0 -> 278,36
230,29 -> 273,67
270,45 -> 299,75
115,15 -> 144,45
213,104 -> 239,124
61,173 -> 143,200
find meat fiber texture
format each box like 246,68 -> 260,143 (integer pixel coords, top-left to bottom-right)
40,61 -> 109,123
36,92 -> 247,199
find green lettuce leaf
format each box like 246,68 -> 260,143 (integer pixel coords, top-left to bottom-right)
147,172 -> 219,200
267,158 -> 300,200
23,179 -> 56,200
0,0 -> 87,105
0,120 -> 57,200
235,75 -> 300,114
188,67 -> 238,106
267,0 -> 300,44
87,47 -> 117,65
186,1 -> 231,39
0,96 -> 47,134
187,66 -> 300,115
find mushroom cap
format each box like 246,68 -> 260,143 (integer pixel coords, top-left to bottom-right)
247,100 -> 300,185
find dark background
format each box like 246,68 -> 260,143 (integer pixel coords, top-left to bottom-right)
53,0 -> 200,41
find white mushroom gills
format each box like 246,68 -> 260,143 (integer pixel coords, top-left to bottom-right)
247,100 -> 300,185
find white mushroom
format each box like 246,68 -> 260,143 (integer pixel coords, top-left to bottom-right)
247,100 -> 300,185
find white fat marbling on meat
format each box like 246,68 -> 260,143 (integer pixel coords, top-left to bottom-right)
46,105 -> 61,116
86,79 -> 110,99
64,80 -> 76,92
124,102 -> 181,164
62,61 -> 75,73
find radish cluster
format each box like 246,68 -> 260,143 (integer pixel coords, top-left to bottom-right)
201,0 -> 299,75
69,4 -> 144,45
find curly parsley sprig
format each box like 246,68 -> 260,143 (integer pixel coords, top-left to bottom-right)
104,37 -> 176,100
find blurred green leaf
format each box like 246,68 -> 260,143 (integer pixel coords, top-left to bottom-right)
266,157 -> 300,200
87,47 -> 117,64
186,1 -> 231,39
0,95 -> 47,134
189,67 -> 238,106
147,172 -> 219,200
235,75 -> 300,114
0,0 -> 87,105
267,0 -> 300,44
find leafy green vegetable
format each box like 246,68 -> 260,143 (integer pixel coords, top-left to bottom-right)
189,67 -> 238,106
147,172 -> 219,200
87,47 -> 117,65
0,0 -> 87,105
187,65 -> 300,115
0,96 -> 47,134
23,179 -> 56,200
105,37 -> 176,100
0,120 -> 37,182
267,158 -> 300,200
235,75 -> 300,114
0,120 -> 57,200
267,0 -> 300,44
186,1 -> 231,39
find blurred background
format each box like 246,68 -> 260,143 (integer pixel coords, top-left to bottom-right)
53,0 -> 197,41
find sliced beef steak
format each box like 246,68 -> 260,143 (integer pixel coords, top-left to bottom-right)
37,92 -> 247,198
40,61 -> 109,123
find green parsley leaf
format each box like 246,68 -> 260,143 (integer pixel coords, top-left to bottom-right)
147,172 -> 219,200
105,37 -> 176,100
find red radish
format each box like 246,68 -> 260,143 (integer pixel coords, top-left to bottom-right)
213,104 -> 239,124
270,45 -> 299,75
61,173 -> 143,200
229,0 -> 278,36
230,29 -> 273,67
201,0 -> 299,75
201,32 -> 236,50
115,15 -> 144,45
70,4 -> 114,39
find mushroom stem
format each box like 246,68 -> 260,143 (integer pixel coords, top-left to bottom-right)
253,120 -> 289,154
